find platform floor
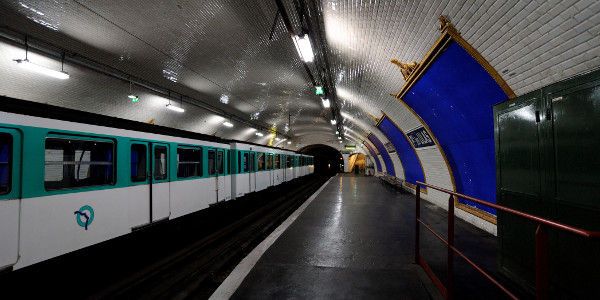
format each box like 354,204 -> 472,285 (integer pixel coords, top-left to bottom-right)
230,174 -> 504,299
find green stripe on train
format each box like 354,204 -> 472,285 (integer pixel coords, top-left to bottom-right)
0,122 -> 308,200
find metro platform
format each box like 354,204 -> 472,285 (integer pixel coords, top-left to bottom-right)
218,174 -> 513,299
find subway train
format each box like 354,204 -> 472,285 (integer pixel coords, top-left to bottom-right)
0,97 -> 314,271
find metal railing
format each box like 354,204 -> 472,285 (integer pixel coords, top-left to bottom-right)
415,181 -> 600,300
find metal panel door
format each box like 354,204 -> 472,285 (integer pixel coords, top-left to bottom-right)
495,94 -> 543,282
546,78 -> 600,296
151,143 -> 170,221
0,128 -> 21,269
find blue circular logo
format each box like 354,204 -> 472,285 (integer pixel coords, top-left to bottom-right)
74,205 -> 94,230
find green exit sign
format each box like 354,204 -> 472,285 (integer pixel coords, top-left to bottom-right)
315,86 -> 324,95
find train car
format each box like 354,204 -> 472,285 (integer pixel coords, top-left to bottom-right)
0,110 -> 234,270
0,97 -> 312,272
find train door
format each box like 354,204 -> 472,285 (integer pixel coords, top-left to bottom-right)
249,151 -> 256,192
216,149 -> 225,201
224,150 -> 232,201
151,143 -> 170,221
0,128 -> 21,269
268,154 -> 274,186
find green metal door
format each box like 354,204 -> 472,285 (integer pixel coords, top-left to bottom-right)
495,92 -> 545,287
545,75 -> 600,296
495,70 -> 600,297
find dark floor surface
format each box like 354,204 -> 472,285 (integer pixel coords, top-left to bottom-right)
232,174 -> 525,299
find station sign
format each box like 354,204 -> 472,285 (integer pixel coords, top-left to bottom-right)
406,127 -> 435,148
384,142 -> 396,153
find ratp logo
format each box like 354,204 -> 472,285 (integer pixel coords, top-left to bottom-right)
74,205 -> 94,230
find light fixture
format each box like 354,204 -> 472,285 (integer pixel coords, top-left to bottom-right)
287,141 -> 292,145
315,86 -> 325,95
223,121 -> 234,128
321,98 -> 330,108
166,103 -> 184,113
335,130 -> 339,135
275,137 -> 281,141
127,80 -> 139,102
128,94 -> 139,103
220,94 -> 229,104
14,38 -> 70,80
292,34 -> 314,62
331,119 -> 337,125
338,136 -> 342,140
255,132 -> 264,137
339,141 -> 342,143
166,93 -> 185,113
14,59 -> 70,79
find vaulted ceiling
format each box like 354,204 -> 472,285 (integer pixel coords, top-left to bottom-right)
0,0 -> 598,153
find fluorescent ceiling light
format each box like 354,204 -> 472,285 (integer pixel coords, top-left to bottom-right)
14,59 -> 69,79
293,35 -> 314,63
220,94 -> 229,104
287,141 -> 292,145
335,131 -> 339,135
166,103 -> 184,113
339,141 -> 342,143
330,119 -> 337,125
338,136 -> 342,140
275,137 -> 281,141
223,121 -> 234,128
322,98 -> 330,108
255,132 -> 264,137
128,94 -> 139,103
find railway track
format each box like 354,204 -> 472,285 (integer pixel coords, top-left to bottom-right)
90,174 -> 329,299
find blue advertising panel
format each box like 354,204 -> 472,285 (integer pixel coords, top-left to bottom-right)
378,116 -> 425,185
367,134 -> 395,176
402,41 -> 509,214
363,142 -> 381,172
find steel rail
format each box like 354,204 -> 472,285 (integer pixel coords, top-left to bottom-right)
415,181 -> 600,300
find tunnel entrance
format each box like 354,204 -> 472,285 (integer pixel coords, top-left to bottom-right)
299,144 -> 343,176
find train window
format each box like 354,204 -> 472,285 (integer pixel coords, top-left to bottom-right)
131,144 -> 147,182
208,150 -> 216,175
45,138 -> 115,190
237,152 -> 242,173
177,147 -> 202,178
257,153 -> 265,171
249,153 -> 255,172
0,134 -> 12,195
266,154 -> 273,170
286,156 -> 292,168
153,146 -> 168,180
217,151 -> 224,174
274,154 -> 280,169
243,153 -> 249,172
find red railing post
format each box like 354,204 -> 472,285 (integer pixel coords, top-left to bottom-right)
415,185 -> 421,264
535,224 -> 549,300
447,194 -> 455,300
